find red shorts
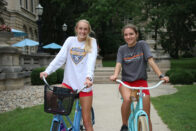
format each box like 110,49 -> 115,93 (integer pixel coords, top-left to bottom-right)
62,83 -> 93,97
119,80 -> 150,95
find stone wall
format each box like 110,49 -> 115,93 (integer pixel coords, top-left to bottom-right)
0,46 -> 55,91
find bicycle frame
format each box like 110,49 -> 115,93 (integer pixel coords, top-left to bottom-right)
42,77 -> 83,131
116,79 -> 164,131
50,98 -> 82,131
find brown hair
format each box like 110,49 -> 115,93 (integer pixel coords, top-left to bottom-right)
121,24 -> 138,36
75,19 -> 92,53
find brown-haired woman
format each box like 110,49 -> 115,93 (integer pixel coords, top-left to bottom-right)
110,24 -> 169,131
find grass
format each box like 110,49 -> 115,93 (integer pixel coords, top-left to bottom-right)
102,60 -> 116,67
0,104 -> 75,131
151,57 -> 196,131
171,57 -> 196,69
151,85 -> 196,131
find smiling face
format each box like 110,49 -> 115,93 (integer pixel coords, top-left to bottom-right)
75,20 -> 90,42
123,27 -> 138,47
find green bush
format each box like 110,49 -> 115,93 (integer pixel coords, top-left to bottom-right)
47,72 -> 57,85
191,69 -> 196,82
31,67 -> 45,85
56,68 -> 64,83
170,70 -> 194,84
31,67 -> 58,85
166,69 -> 196,82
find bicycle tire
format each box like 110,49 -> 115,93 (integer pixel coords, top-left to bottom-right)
138,116 -> 149,131
52,121 -> 60,131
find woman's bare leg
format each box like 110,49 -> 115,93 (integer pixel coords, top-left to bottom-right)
143,95 -> 152,131
80,96 -> 93,131
119,86 -> 132,126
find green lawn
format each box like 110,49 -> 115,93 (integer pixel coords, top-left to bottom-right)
102,60 -> 116,67
151,85 -> 196,131
171,57 -> 196,69
0,104 -> 75,131
151,57 -> 196,131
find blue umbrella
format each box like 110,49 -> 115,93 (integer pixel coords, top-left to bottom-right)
12,38 -> 39,47
43,43 -> 62,49
11,28 -> 27,37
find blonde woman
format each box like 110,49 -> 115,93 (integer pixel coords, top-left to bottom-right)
40,19 -> 97,131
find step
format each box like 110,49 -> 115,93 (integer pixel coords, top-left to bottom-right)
93,66 -> 170,83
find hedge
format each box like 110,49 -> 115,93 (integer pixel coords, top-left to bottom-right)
31,67 -> 63,85
166,69 -> 195,84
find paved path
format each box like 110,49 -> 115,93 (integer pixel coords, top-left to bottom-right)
93,83 -> 177,131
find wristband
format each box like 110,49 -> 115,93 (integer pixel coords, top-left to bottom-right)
87,77 -> 92,81
159,74 -> 165,79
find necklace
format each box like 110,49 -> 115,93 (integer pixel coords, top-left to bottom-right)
128,44 -> 137,57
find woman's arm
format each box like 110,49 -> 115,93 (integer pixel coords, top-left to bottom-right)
44,37 -> 71,75
110,62 -> 122,81
148,57 -> 169,82
85,38 -> 98,87
86,38 -> 98,80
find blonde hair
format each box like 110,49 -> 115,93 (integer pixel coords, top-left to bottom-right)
75,19 -> 92,53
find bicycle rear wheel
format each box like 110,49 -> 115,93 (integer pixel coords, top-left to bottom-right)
137,116 -> 149,131
52,121 -> 60,131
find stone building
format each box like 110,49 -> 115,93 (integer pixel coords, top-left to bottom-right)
0,0 -> 39,53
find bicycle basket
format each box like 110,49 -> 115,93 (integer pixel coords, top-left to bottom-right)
44,85 -> 77,115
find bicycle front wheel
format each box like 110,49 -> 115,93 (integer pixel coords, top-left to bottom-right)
52,121 -> 60,131
137,116 -> 149,131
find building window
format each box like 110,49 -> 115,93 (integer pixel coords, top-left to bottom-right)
25,0 -> 28,10
20,0 -> 22,6
31,0 -> 34,12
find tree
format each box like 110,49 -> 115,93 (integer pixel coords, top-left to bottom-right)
139,0 -> 196,58
39,0 -> 142,57
78,0 -> 141,57
40,0 -> 89,45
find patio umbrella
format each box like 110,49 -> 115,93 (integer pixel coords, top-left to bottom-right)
12,38 -> 39,47
43,43 -> 62,49
11,28 -> 27,37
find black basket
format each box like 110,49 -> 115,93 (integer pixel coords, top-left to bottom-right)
44,85 -> 77,115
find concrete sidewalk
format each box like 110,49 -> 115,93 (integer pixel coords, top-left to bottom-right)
93,83 -> 177,131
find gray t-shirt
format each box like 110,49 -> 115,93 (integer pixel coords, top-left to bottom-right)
117,40 -> 152,82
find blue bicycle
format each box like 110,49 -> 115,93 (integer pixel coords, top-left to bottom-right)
43,77 -> 95,131
116,79 -> 164,131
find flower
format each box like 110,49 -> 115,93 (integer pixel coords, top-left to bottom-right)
0,24 -> 11,32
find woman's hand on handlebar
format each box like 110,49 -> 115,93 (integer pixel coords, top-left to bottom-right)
161,76 -> 169,83
84,77 -> 93,88
110,75 -> 118,81
40,72 -> 48,79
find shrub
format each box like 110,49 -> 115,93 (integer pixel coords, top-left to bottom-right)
47,72 -> 57,85
56,68 -> 64,83
31,67 -> 45,85
170,70 -> 194,84
31,67 -> 57,85
191,69 -> 196,82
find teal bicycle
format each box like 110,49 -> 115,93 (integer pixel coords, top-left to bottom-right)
116,79 -> 164,131
43,77 -> 95,131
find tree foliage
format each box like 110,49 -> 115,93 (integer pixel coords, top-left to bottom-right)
140,0 -> 196,58
39,0 -> 196,58
39,0 -> 89,45
39,0 -> 141,57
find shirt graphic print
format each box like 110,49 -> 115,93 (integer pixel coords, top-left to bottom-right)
70,47 -> 86,64
123,53 -> 144,63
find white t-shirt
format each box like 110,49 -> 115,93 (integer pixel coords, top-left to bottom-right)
45,36 -> 98,92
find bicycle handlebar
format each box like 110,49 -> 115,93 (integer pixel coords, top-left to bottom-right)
43,76 -> 49,86
116,79 -> 165,90
42,76 -> 86,93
